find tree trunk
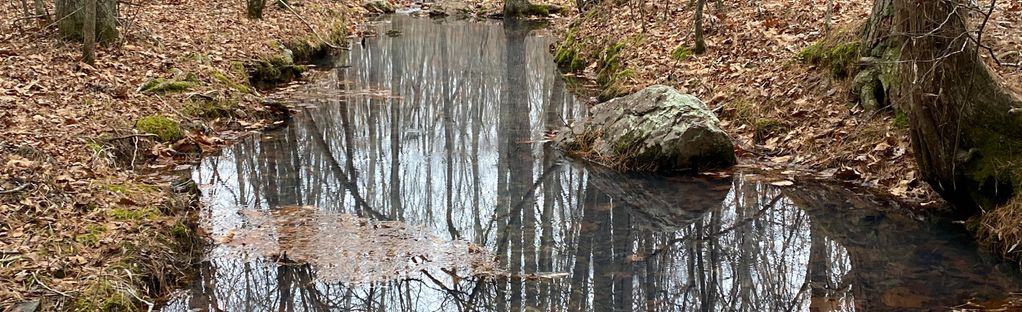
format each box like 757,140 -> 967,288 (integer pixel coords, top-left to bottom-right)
853,0 -> 898,112
503,0 -> 531,17
82,0 -> 95,65
56,0 -> 117,43
894,0 -> 1022,212
693,0 -> 706,54
247,0 -> 266,19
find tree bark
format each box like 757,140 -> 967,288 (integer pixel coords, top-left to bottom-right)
503,0 -> 531,17
82,0 -> 96,65
693,0 -> 706,54
247,0 -> 266,19
894,0 -> 1022,212
56,0 -> 117,43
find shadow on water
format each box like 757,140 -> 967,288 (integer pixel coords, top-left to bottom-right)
163,15 -> 1022,312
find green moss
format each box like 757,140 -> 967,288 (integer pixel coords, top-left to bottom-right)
184,95 -> 241,119
75,224 -> 108,247
595,41 -> 633,101
106,183 -> 128,194
135,115 -> 184,143
209,70 -> 252,93
893,111 -> 909,129
671,46 -> 693,62
554,32 -> 589,72
798,41 -> 860,78
246,55 -> 308,87
108,206 -> 162,221
753,118 -> 784,143
138,78 -> 195,95
71,279 -> 136,312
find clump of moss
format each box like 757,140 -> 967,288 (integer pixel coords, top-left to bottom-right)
554,33 -> 589,72
75,224 -> 109,247
596,41 -> 634,101
209,69 -> 252,94
138,78 -> 195,95
135,116 -> 184,143
108,206 -> 162,221
184,92 -> 241,118
671,46 -> 693,62
246,56 -> 308,88
892,111 -> 909,129
798,40 -> 860,78
753,118 -> 785,143
71,279 -> 135,311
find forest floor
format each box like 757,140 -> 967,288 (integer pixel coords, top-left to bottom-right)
547,0 -> 1022,206
0,0 -> 368,309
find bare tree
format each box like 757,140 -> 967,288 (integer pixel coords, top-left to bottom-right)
82,0 -> 95,65
694,0 -> 707,54
890,0 -> 1022,212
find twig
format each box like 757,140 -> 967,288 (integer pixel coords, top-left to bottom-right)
43,7 -> 80,29
108,133 -> 158,140
33,272 -> 72,298
276,0 -> 343,50
0,181 -> 29,193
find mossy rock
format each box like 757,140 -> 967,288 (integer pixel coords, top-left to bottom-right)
246,56 -> 308,88
135,116 -> 184,143
138,78 -> 196,95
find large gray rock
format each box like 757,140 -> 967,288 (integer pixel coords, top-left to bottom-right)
558,85 -> 736,172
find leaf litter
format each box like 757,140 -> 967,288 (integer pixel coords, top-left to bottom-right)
552,0 -> 1022,205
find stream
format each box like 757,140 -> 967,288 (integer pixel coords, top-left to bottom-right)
162,15 -> 1022,311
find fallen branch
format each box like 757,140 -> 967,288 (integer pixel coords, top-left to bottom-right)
276,0 -> 345,50
108,133 -> 158,140
0,183 -> 30,195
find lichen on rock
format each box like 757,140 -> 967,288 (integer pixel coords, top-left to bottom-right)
557,85 -> 736,172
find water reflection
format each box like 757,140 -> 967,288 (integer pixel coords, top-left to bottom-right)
164,15 -> 1022,312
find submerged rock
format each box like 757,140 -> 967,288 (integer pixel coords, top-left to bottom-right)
558,85 -> 736,172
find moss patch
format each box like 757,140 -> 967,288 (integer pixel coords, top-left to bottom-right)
554,32 -> 590,72
70,279 -> 136,311
798,40 -> 860,78
595,41 -> 634,101
753,118 -> 785,143
892,111 -> 909,129
671,45 -> 693,62
108,206 -> 163,221
135,116 -> 184,143
138,78 -> 196,95
184,93 -> 242,119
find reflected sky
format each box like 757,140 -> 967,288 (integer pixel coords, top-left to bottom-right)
163,15 -> 1022,312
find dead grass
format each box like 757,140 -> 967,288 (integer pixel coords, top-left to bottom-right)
972,197 -> 1022,265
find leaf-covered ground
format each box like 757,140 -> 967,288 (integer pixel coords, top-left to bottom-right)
552,0 -> 1022,204
0,0 -> 369,308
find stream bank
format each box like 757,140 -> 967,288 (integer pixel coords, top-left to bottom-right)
0,0 -> 372,308
164,15 -> 1022,311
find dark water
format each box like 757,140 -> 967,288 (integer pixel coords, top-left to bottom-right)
164,15 -> 1022,312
